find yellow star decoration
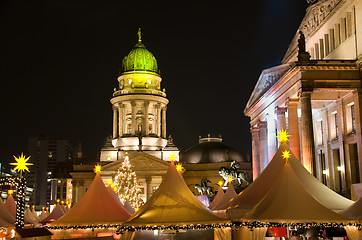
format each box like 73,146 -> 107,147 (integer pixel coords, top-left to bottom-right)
276,129 -> 291,143
176,163 -> 184,172
94,164 -> 102,173
218,181 -> 224,186
282,150 -> 291,163
11,153 -> 33,175
168,152 -> 177,162
228,177 -> 233,183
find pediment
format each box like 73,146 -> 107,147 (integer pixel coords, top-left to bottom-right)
101,152 -> 170,172
283,0 -> 343,63
245,63 -> 293,114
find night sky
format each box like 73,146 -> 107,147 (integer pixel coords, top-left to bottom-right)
0,1 -> 308,164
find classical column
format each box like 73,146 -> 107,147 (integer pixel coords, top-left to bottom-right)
145,177 -> 152,201
300,92 -> 315,174
118,104 -> 124,137
287,98 -> 301,161
250,126 -> 260,180
267,113 -> 277,163
131,101 -> 137,135
144,101 -> 150,136
276,106 -> 287,134
156,104 -> 161,137
112,106 -> 118,138
162,105 -> 167,138
258,121 -> 268,172
352,90 -> 362,182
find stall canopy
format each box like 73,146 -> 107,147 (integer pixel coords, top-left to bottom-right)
4,193 -> 16,218
208,185 -> 225,211
242,150 -> 350,222
227,141 -> 354,219
0,198 -> 14,227
41,203 -> 66,223
48,169 -> 131,226
212,183 -> 237,211
341,197 -> 362,220
122,160 -> 224,227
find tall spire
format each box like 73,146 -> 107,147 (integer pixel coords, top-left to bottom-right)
137,28 -> 142,43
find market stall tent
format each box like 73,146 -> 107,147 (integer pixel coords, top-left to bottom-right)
208,185 -> 225,211
227,141 -> 354,219
48,169 -> 130,227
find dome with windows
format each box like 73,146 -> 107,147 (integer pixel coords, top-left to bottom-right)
181,135 -> 245,164
120,36 -> 159,75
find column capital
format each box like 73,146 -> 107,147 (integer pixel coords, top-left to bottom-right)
275,106 -> 287,115
162,105 -> 167,111
144,101 -> 150,107
257,121 -> 267,129
286,97 -> 300,107
131,100 -> 137,107
300,91 -> 312,98
250,126 -> 259,134
118,103 -> 125,108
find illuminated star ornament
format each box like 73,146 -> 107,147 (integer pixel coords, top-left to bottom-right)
282,150 -> 291,163
168,153 -> 177,162
94,164 -> 102,173
11,153 -> 33,176
176,163 -> 184,172
276,129 -> 291,143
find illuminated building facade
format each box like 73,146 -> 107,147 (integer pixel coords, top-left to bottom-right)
245,0 -> 362,196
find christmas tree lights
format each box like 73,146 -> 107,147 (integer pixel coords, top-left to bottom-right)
114,153 -> 143,209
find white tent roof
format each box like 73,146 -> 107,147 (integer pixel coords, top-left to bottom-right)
243,154 -> 350,222
208,186 -> 225,211
212,183 -> 237,211
41,203 -> 66,223
227,142 -> 354,219
123,199 -> 135,215
107,185 -> 124,207
4,194 -> 16,218
0,198 -> 14,227
49,171 -> 130,226
341,197 -> 362,220
38,209 -> 49,221
24,207 -> 39,224
123,161 -> 223,226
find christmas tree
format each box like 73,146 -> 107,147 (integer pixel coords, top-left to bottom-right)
114,153 -> 144,209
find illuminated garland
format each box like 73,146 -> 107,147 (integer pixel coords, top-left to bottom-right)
116,223 -> 233,234
231,221 -> 361,230
47,224 -> 122,230
0,176 -> 26,229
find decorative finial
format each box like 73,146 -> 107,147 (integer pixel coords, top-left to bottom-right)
138,28 -> 142,43
176,163 -> 184,172
282,150 -> 291,163
94,164 -> 102,173
276,129 -> 290,143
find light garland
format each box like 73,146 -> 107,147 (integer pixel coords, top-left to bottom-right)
0,176 -> 26,229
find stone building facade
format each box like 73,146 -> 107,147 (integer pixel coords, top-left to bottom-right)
245,0 -> 362,196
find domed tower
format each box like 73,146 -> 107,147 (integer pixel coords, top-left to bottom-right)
110,29 -> 168,151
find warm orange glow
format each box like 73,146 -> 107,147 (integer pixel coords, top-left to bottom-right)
218,181 -> 223,186
8,190 -> 13,195
113,187 -> 117,192
61,201 -> 64,205
277,129 -> 290,143
228,177 -> 233,183
111,183 -> 115,188
135,207 -> 139,212
53,204 -> 56,207
107,180 -> 112,185
57,199 -> 60,203
94,164 -> 102,173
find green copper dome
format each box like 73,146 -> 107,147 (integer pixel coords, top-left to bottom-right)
121,41 -> 159,75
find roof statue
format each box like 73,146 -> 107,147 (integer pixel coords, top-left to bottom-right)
218,160 -> 249,189
297,31 -> 311,61
137,27 -> 142,43
194,178 -> 214,196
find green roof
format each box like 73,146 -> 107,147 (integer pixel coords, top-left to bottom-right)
121,41 -> 159,75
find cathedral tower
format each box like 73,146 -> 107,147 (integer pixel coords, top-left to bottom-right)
110,29 -> 168,151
